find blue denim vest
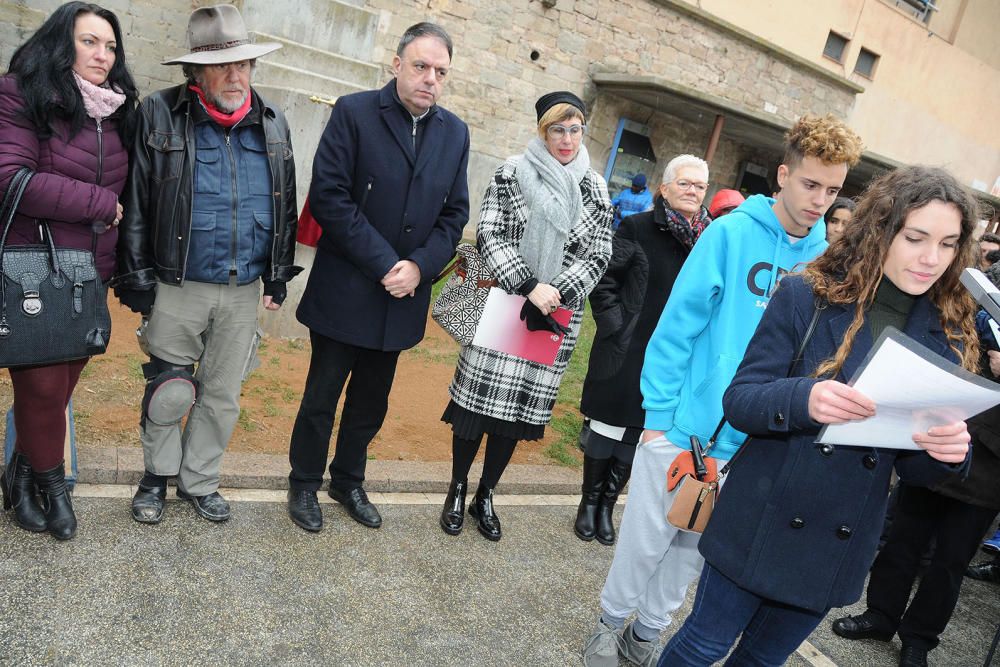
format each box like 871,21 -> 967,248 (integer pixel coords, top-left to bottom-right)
186,110 -> 273,284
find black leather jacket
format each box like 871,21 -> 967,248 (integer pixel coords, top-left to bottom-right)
115,84 -> 300,289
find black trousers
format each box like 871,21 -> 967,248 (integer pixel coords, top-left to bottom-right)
288,331 -> 399,492
866,483 -> 998,650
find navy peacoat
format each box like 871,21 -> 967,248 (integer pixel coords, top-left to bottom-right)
297,80 -> 470,351
700,274 -> 968,613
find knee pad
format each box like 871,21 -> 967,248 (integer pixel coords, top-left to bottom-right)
141,356 -> 198,427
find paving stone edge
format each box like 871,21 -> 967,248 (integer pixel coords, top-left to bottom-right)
76,447 -> 585,495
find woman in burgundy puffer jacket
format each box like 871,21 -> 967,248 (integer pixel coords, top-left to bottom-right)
0,1 -> 137,540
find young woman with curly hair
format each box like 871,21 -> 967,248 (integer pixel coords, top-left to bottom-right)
657,165 -> 979,667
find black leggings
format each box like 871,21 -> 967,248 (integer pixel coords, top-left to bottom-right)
584,427 -> 637,465
451,433 -> 518,489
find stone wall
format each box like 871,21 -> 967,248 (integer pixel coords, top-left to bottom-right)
361,0 -> 856,209
0,0 -> 204,93
2,0 -> 857,206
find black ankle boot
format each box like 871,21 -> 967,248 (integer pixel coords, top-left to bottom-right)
440,478 -> 468,535
574,456 -> 611,541
468,483 -> 501,541
34,463 -> 76,540
596,459 -> 631,545
1,452 -> 46,532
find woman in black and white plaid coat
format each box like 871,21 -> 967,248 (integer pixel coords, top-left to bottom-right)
439,91 -> 613,541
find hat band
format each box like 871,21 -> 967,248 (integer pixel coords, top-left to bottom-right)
191,38 -> 251,53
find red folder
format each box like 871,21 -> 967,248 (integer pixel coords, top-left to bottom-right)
471,290 -> 573,365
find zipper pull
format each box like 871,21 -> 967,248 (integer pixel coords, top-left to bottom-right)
96,119 -> 103,133
225,132 -> 231,147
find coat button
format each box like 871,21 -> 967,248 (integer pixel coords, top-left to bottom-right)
819,444 -> 834,457
836,525 -> 852,540
774,412 -> 785,425
863,454 -> 877,469
790,517 -> 805,529
403,225 -> 413,233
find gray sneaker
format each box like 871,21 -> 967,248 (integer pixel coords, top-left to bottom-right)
582,619 -> 624,667
621,624 -> 661,667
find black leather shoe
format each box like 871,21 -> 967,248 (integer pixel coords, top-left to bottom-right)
899,644 -> 928,667
288,489 -> 322,532
176,489 -> 230,522
966,561 -> 1000,583
468,483 -> 501,541
596,459 -> 631,546
329,486 -> 382,528
131,483 -> 167,524
574,456 -> 610,542
440,479 -> 467,535
34,463 -> 77,540
2,452 -> 46,532
832,612 -> 894,642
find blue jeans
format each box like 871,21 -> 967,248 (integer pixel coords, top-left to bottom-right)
657,563 -> 827,667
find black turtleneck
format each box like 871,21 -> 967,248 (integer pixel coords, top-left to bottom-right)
868,277 -> 916,341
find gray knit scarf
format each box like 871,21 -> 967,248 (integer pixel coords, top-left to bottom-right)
515,137 -> 590,282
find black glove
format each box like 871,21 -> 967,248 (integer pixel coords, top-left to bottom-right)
116,286 -> 156,316
263,280 -> 287,306
519,299 -> 571,336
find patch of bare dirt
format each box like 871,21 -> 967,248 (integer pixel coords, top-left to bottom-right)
0,296 -> 566,466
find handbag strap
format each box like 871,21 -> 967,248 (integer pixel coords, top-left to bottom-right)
0,168 -> 34,328
433,255 -> 462,285
714,297 -> 826,475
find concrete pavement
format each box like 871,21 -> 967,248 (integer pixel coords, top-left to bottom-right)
0,488 -> 995,666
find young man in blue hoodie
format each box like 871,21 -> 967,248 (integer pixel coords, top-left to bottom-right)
583,114 -> 864,667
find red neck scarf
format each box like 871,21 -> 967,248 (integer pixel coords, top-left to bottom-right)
188,85 -> 251,128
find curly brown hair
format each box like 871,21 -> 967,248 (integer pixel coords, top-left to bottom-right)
783,114 -> 864,169
802,165 -> 980,377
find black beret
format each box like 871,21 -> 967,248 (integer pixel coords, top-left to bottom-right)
534,91 -> 586,121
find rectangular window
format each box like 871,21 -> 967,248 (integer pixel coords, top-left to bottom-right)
854,48 -> 880,79
823,31 -> 849,63
885,0 -> 938,25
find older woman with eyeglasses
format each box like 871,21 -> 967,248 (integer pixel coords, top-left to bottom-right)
575,155 -> 714,549
439,91 -> 613,541
657,155 -> 712,247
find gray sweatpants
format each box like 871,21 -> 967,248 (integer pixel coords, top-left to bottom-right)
599,436 -> 728,632
141,280 -> 260,496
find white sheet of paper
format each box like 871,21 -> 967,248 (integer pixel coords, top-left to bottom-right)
817,329 -> 1000,449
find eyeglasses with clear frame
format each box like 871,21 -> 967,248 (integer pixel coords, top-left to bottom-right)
546,124 -> 586,139
674,180 -> 709,193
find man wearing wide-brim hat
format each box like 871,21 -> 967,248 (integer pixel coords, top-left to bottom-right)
115,4 -> 301,526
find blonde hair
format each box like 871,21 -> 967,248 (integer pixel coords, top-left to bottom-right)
783,113 -> 864,169
537,103 -> 585,138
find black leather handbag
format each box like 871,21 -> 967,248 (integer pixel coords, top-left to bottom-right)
0,167 -> 111,367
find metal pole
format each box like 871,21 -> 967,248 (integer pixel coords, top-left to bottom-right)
705,114 -> 724,165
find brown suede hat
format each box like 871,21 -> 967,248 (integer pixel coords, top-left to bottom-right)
163,4 -> 280,66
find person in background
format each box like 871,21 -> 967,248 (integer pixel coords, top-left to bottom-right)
977,232 -> 1000,271
0,1 -> 137,540
707,188 -> 744,219
660,165 -> 978,667
439,91 -> 612,542
575,155 -> 712,548
611,173 -> 653,229
825,196 -> 856,244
